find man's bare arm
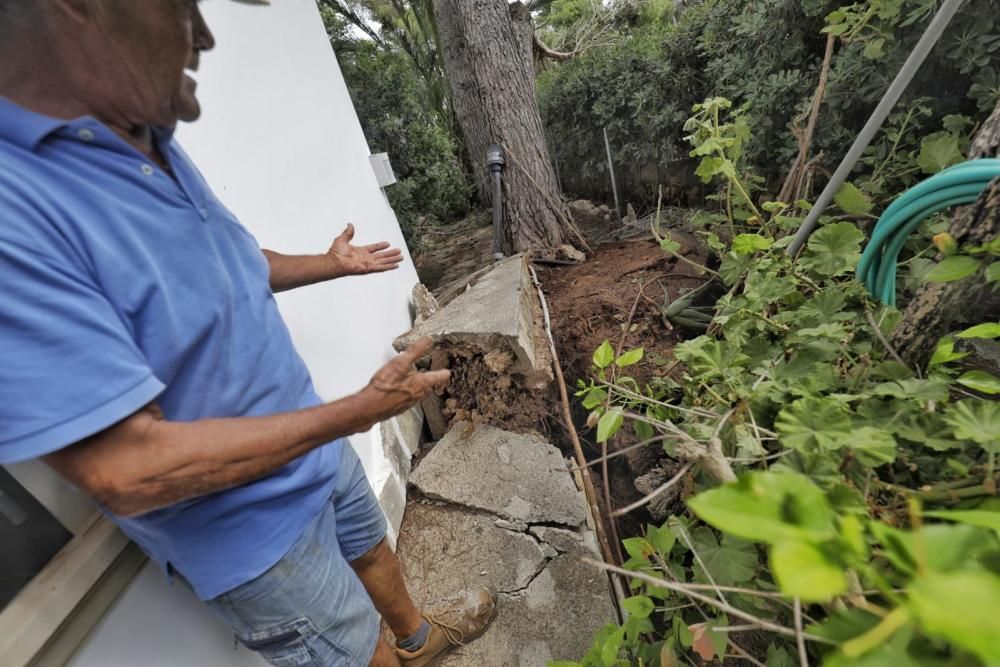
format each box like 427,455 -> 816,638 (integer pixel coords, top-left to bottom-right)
263,224 -> 403,293
43,339 -> 446,518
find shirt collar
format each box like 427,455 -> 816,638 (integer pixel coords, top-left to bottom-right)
0,96 -> 177,152
0,96 -> 71,151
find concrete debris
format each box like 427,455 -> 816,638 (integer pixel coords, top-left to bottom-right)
398,504 -> 547,595
394,256 -> 552,387
397,421 -> 615,666
411,423 -> 586,527
428,550 -> 616,667
412,283 -> 440,325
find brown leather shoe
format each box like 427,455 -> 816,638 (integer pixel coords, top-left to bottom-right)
395,588 -> 497,666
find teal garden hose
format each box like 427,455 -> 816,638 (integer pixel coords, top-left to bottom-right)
857,158 -> 1000,306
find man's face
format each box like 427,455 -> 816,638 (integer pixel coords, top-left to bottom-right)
80,0 -> 215,126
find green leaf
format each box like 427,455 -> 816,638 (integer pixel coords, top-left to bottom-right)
593,341 -> 614,369
916,132 -> 965,174
687,472 -> 837,545
871,378 -> 950,402
690,527 -> 758,586
581,386 -> 608,410
616,347 -> 645,368
908,571 -> 1000,663
775,397 -> 853,451
647,523 -> 677,556
597,410 -> 624,443
660,237 -> 682,253
957,323 -> 1000,339
770,540 -> 847,602
924,510 -> 1000,534
862,36 -> 886,60
987,262 -> 1000,283
848,427 -> 897,466
834,182 -> 873,216
944,401 -> 1000,447
928,337 -> 969,367
958,370 -> 1000,395
925,256 -> 982,283
765,644 -> 797,667
732,233 -> 773,255
623,537 -> 654,560
803,222 -> 865,277
871,523 -> 996,575
633,419 -> 654,441
622,595 -> 655,620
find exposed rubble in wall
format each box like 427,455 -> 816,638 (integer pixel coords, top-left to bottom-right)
396,256 -> 556,438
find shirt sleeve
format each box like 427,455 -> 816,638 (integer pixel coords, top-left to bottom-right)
0,239 -> 165,464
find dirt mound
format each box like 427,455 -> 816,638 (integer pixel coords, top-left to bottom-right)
537,235 -> 710,384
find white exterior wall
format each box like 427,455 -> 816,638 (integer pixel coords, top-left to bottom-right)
70,1 -> 417,664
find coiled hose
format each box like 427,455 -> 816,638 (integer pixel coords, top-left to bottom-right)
857,158 -> 1000,306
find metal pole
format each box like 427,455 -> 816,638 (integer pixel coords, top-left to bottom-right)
486,145 -> 506,260
604,128 -> 623,225
786,0 -> 966,256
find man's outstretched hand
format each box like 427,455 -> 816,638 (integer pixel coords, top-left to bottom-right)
327,223 -> 404,277
357,338 -> 449,429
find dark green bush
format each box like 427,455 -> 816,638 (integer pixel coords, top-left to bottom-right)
538,0 -> 1000,207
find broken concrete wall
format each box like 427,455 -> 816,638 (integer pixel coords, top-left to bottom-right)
395,256 -> 554,439
399,424 -> 616,666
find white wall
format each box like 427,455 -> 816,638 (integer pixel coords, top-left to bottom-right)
71,1 -> 417,664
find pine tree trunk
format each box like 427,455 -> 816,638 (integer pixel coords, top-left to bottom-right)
891,101 -> 1000,366
431,0 -> 579,253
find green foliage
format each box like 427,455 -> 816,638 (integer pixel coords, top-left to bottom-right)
318,3 -> 471,242
538,0 -> 1000,206
326,37 -> 472,241
562,95 -> 1000,666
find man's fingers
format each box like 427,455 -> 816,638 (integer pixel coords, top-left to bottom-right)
420,369 -> 451,390
336,223 -> 355,243
372,248 -> 403,260
364,241 -> 392,253
400,337 -> 434,364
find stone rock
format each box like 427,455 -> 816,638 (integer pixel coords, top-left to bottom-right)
435,550 -> 617,667
634,465 -> 686,522
397,503 -> 547,596
412,283 -> 441,324
394,256 -> 551,385
529,526 -> 596,555
411,424 -> 587,527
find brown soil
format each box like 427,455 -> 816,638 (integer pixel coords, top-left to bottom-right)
436,349 -> 555,437
412,215 -> 714,534
536,234 -> 712,386
536,235 -> 714,540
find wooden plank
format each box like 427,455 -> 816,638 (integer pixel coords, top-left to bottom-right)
0,515 -> 130,666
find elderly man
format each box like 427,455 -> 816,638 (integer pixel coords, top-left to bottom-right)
0,1 -> 495,665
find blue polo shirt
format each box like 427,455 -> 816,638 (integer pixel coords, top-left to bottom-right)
0,97 -> 341,600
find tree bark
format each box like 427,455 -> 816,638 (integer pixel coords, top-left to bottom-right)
891,100 -> 1000,367
431,0 -> 582,253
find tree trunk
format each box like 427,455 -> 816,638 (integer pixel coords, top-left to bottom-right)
892,101 -> 1000,367
431,0 -> 581,253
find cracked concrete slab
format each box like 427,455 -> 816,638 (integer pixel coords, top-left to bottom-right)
397,503 -> 547,595
431,550 -> 616,667
394,256 -> 552,385
410,423 -> 587,527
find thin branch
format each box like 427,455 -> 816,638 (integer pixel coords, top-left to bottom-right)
584,560 -> 835,645
529,267 -> 618,572
864,307 -> 921,379
613,463 -> 693,517
794,597 -> 809,667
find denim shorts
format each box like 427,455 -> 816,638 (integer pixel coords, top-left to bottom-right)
207,442 -> 387,666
